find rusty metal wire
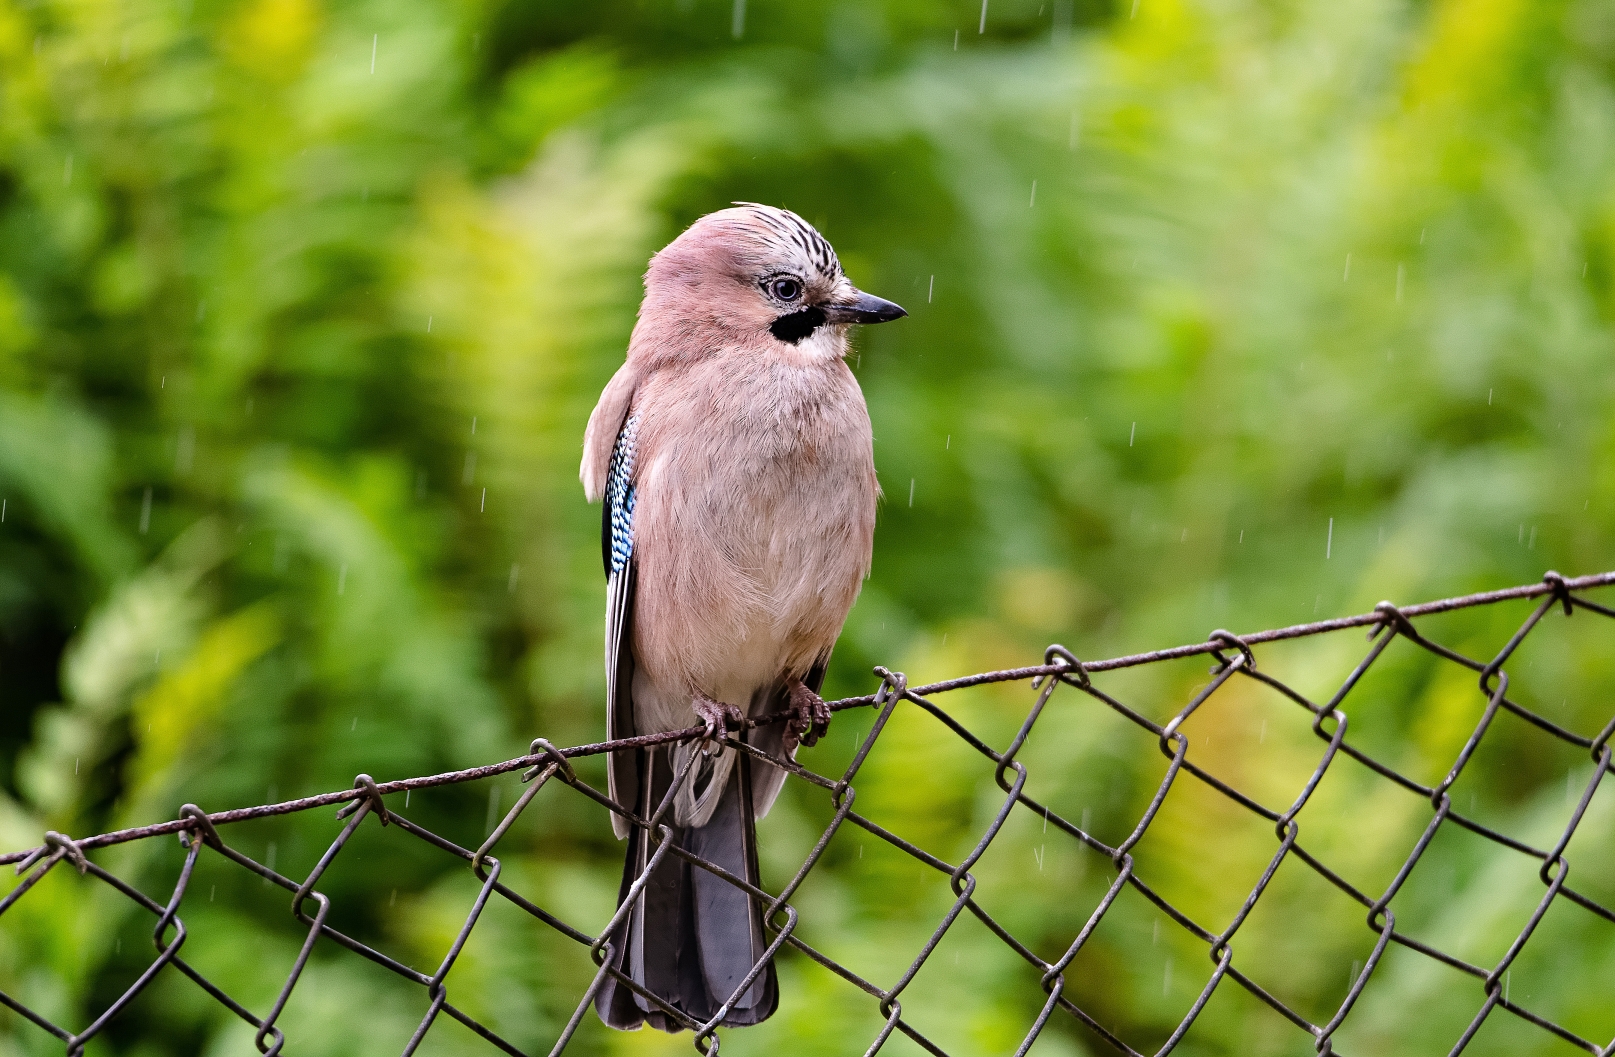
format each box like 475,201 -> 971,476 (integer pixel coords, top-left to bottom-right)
3,570 -> 1614,1056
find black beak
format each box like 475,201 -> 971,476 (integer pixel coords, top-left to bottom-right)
822,290 -> 907,325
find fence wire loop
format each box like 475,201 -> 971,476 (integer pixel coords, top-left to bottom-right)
1369,600 -> 1415,640
1037,643 -> 1091,688
334,773 -> 390,825
178,804 -> 222,850
1543,569 -> 1573,615
1207,628 -> 1255,672
523,737 -> 576,784
3,571 -> 1615,1057
19,832 -> 90,876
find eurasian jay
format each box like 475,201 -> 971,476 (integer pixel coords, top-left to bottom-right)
580,204 -> 905,1031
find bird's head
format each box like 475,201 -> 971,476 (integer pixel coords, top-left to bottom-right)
639,203 -> 906,363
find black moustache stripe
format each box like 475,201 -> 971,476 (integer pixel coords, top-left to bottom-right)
770,306 -> 826,344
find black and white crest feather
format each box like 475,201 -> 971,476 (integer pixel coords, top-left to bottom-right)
734,202 -> 843,282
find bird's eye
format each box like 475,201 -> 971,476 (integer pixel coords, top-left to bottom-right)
769,277 -> 802,302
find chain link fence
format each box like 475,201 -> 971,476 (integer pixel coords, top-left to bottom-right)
3,571 -> 1613,1056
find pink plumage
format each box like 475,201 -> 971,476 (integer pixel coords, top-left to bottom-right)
581,204 -> 905,1032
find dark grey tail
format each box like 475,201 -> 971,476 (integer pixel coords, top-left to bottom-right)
594,740 -> 779,1032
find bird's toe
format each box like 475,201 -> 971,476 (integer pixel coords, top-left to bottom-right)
786,678 -> 832,749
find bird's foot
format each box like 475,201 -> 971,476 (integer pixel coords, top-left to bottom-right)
785,676 -> 832,750
691,693 -> 746,752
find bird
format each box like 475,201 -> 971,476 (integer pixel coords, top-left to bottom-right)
580,203 -> 905,1032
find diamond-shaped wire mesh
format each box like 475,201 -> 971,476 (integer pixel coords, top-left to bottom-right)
3,571 -> 1613,1056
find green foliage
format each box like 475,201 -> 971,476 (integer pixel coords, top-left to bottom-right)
2,0 -> 1614,1053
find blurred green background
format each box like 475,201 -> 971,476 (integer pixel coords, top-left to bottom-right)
3,0 -> 1615,1053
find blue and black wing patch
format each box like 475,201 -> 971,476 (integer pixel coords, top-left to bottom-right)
602,412 -> 639,576
603,413 -> 640,839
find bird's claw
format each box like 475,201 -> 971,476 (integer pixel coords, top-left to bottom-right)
785,678 -> 832,750
692,694 -> 745,752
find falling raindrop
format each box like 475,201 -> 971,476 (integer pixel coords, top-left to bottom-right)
945,434 -> 951,449
953,29 -> 959,50
485,784 -> 503,835
732,0 -> 745,38
1129,422 -> 1136,446
1,498 -> 5,522
1326,517 -> 1333,559
928,275 -> 935,302
480,487 -> 487,512
508,564 -> 520,592
1029,180 -> 1037,208
427,315 -> 433,333
370,33 -> 377,74
1238,529 -> 1244,543
471,415 -> 477,435
351,716 -> 357,731
1489,388 -> 1493,405
1343,253 -> 1352,281
908,479 -> 915,507
978,0 -> 988,33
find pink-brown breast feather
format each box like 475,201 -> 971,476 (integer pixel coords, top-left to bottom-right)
628,350 -> 877,704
